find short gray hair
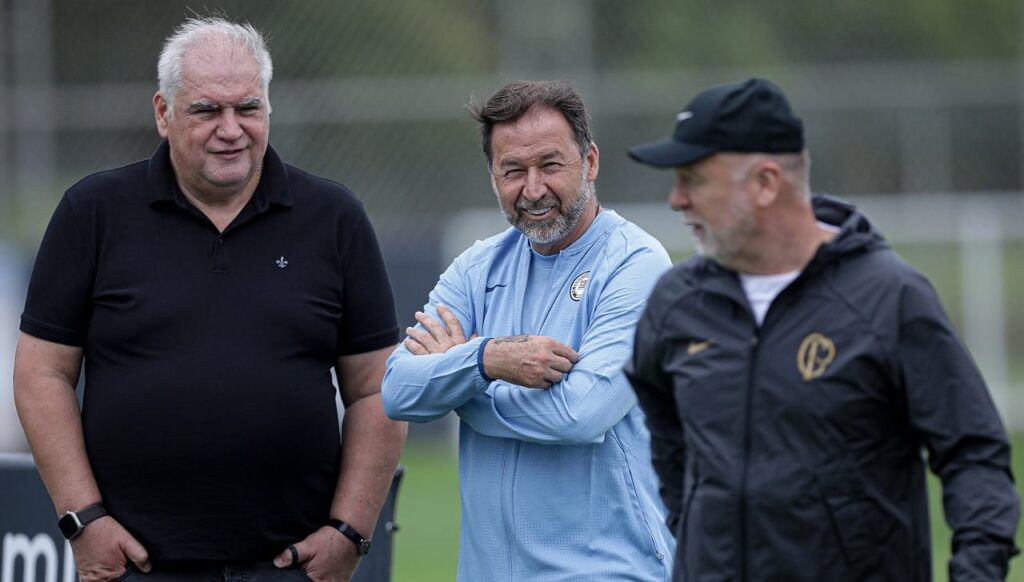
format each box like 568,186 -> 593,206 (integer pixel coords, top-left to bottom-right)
157,17 -> 273,115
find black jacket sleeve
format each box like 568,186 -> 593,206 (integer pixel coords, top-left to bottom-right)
897,274 -> 1020,580
625,278 -> 686,534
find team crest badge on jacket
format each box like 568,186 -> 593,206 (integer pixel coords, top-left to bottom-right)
569,271 -> 590,301
797,332 -> 835,381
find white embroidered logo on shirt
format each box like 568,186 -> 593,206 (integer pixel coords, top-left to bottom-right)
569,271 -> 590,301
276,256 -> 288,269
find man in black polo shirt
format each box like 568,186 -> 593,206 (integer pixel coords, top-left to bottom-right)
13,16 -> 407,582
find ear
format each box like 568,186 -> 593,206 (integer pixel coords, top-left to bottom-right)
153,92 -> 170,138
584,142 -> 599,182
752,160 -> 782,208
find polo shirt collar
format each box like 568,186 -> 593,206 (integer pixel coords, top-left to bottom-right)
145,140 -> 294,211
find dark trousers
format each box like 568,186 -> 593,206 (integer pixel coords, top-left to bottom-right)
117,562 -> 312,582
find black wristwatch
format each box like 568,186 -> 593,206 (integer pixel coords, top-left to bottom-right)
328,519 -> 371,556
57,503 -> 107,540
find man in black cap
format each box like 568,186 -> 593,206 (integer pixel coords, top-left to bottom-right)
624,77 -> 1020,580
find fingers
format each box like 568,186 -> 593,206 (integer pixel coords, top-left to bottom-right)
75,517 -> 150,579
523,358 -> 572,389
551,341 -> 580,364
404,325 -> 434,351
536,337 -> 579,375
404,307 -> 471,355
414,311 -> 447,339
522,368 -> 566,390
436,304 -> 466,341
551,357 -> 574,374
403,337 -> 428,355
122,538 -> 151,573
274,543 -> 302,568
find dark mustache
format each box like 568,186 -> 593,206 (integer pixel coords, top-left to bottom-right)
516,196 -> 558,210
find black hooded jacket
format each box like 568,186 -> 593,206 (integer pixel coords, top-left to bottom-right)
627,196 -> 1019,581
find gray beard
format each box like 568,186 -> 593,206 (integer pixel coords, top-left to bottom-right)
503,175 -> 592,247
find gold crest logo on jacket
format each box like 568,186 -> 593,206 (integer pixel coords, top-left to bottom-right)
797,333 -> 835,381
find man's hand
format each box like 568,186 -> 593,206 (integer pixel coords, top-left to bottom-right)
70,516 -> 150,582
483,335 -> 579,389
403,305 -> 580,388
274,526 -> 359,582
403,304 -> 469,355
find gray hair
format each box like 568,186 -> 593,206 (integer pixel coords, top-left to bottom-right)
157,17 -> 273,116
726,151 -> 812,198
778,150 -> 812,196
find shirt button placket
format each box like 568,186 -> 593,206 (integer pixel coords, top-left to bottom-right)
212,234 -> 230,273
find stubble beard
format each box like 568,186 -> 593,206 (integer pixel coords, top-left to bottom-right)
697,187 -> 757,266
500,164 -> 592,247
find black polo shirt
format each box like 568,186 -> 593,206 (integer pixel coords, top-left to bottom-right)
21,141 -> 399,562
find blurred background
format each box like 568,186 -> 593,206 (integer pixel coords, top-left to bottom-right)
1,0 -> 1022,580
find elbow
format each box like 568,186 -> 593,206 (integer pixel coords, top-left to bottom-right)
380,383 -> 419,422
380,371 -> 413,421
557,422 -> 609,445
546,375 -> 628,444
382,395 -> 442,424
380,387 -> 403,420
523,412 -> 610,444
381,374 -> 448,424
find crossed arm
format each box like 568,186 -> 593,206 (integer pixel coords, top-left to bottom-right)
404,305 -> 578,389
387,294 -> 641,445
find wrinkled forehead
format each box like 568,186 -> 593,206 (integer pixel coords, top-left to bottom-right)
178,41 -> 264,101
498,106 -> 572,138
183,36 -> 262,81
491,107 -> 578,163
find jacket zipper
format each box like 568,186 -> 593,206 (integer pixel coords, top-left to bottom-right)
739,331 -> 760,581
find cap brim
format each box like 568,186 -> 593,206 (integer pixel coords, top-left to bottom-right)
627,138 -> 717,168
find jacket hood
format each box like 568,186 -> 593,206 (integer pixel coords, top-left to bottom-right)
810,194 -> 888,265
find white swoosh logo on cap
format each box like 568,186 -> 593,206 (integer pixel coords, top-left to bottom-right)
676,111 -> 694,122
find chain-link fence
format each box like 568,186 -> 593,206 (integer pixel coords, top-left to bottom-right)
2,0 -> 1024,446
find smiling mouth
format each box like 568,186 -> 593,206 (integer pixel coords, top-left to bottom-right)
520,207 -> 557,220
212,147 -> 247,158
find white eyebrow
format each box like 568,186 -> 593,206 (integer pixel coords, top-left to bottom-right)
185,97 -> 264,112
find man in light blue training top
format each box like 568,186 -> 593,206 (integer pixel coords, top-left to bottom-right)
381,80 -> 675,581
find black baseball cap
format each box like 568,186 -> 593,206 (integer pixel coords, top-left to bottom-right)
628,78 -> 804,168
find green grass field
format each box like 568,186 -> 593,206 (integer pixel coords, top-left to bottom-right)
391,433 -> 1024,582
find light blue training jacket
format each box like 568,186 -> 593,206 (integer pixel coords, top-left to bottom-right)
383,210 -> 675,581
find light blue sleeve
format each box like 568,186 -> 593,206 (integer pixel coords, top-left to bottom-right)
381,252 -> 491,423
454,243 -> 671,445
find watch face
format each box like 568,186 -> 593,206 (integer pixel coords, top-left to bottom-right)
58,513 -> 83,540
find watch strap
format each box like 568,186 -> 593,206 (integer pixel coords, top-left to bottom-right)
328,519 -> 371,556
76,503 -> 107,525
